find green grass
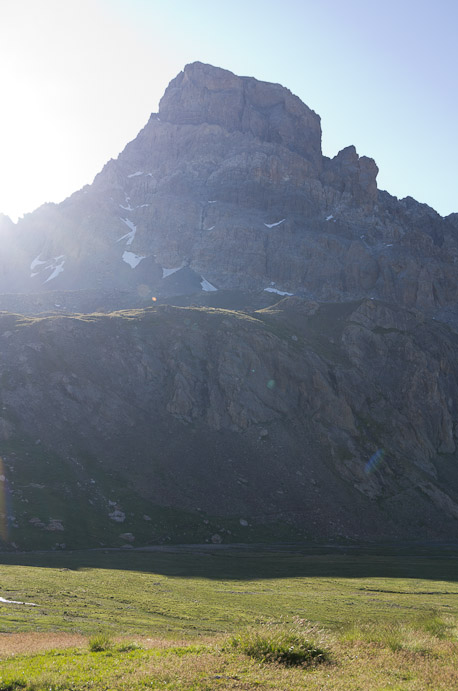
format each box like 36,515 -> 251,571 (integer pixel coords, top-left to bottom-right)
0,619 -> 457,689
1,546 -> 458,636
230,620 -> 329,666
88,632 -> 114,652
0,546 -> 457,688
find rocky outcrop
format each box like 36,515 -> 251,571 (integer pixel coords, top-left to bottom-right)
321,145 -> 379,207
159,62 -> 323,169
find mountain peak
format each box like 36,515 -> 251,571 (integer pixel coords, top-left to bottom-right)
159,62 -> 322,168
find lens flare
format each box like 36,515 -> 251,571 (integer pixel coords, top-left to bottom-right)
364,448 -> 385,475
0,457 -> 8,542
136,283 -> 150,297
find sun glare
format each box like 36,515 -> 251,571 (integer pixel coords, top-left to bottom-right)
0,0 -> 177,221
0,57 -> 69,220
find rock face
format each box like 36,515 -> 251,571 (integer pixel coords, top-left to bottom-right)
1,62 -> 457,321
160,63 -> 323,167
0,300 -> 458,549
0,63 -> 457,548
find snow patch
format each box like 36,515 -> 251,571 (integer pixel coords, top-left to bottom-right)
205,226 -> 215,231
31,254 -> 66,282
162,265 -> 182,278
122,251 -> 145,269
264,287 -> 293,296
326,214 -> 334,221
109,509 -> 126,522
264,219 -> 286,228
200,277 -> 218,292
207,200 -> 216,204
30,255 -> 47,271
127,171 -> 143,178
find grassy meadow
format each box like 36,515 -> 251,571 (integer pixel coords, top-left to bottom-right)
0,544 -> 457,689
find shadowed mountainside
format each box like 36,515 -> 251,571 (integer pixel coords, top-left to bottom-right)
1,298 -> 457,549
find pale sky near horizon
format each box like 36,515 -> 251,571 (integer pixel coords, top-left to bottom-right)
0,0 -> 456,221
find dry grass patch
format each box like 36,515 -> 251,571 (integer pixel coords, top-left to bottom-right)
0,633 -> 207,660
0,633 -> 86,658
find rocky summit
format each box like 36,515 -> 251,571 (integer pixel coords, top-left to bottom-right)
0,63 -> 457,550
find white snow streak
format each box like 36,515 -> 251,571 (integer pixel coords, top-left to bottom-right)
127,171 -> 143,178
117,218 -> 137,245
44,268 -> 63,284
30,255 -> 47,271
326,215 -> 334,221
162,266 -> 182,278
264,287 -> 293,296
200,277 -> 218,292
264,219 -> 286,228
0,596 -> 37,606
44,259 -> 65,283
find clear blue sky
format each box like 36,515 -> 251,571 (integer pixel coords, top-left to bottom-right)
0,0 -> 456,220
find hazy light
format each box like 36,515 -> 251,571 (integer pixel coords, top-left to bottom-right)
0,0 -> 456,219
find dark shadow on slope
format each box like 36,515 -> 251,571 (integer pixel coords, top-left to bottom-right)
0,543 -> 457,583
